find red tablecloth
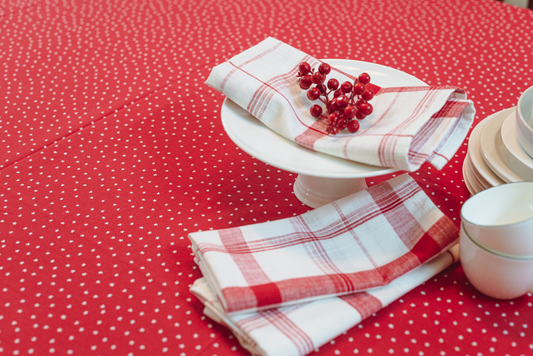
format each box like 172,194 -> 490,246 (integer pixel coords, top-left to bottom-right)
1,0 -> 532,355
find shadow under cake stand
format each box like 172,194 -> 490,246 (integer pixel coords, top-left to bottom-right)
220,59 -> 425,208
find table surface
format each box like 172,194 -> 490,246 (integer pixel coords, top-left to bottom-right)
1,0 -> 532,355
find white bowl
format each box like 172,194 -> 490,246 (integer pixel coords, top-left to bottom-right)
500,110 -> 533,181
515,86 -> 533,159
461,182 -> 533,258
460,224 -> 533,300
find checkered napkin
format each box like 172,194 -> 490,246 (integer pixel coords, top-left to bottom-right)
190,245 -> 458,356
188,174 -> 459,316
205,37 -> 475,172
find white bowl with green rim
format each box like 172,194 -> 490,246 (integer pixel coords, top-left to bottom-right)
461,182 -> 533,258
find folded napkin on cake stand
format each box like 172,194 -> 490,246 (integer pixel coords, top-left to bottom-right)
189,174 -> 460,355
205,37 -> 475,172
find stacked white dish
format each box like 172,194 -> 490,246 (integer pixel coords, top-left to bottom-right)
463,86 -> 533,194
460,182 -> 533,300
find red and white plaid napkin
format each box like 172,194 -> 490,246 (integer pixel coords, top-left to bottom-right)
189,174 -> 459,315
190,246 -> 458,356
205,37 -> 475,172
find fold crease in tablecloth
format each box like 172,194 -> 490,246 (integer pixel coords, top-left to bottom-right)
205,37 -> 475,172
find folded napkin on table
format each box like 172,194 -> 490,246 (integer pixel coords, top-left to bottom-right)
191,246 -> 458,356
205,37 -> 475,172
189,173 -> 458,310
189,174 -> 459,355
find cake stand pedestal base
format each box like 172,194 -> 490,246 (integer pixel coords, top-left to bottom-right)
293,175 -> 368,208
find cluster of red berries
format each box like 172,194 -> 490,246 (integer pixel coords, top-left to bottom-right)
297,62 -> 375,134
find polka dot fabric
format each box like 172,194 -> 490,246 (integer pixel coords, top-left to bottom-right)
1,0 -> 532,355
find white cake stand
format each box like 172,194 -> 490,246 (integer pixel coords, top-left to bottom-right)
221,59 -> 426,208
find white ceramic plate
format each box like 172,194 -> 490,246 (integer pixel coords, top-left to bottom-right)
480,108 -> 522,183
499,110 -> 533,181
465,153 -> 490,190
221,59 -> 426,178
463,155 -> 483,194
467,116 -> 505,187
462,157 -> 477,195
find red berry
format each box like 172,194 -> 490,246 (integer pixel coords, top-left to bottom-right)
353,82 -> 365,95
359,102 -> 373,116
338,117 -> 348,129
362,88 -> 375,101
335,95 -> 349,108
299,62 -> 311,76
333,89 -> 343,98
343,105 -> 356,119
307,87 -> 321,101
327,78 -> 339,90
358,73 -> 371,85
299,75 -> 312,90
312,72 -> 326,84
330,99 -> 339,111
347,120 -> 360,133
316,83 -> 327,95
355,99 -> 366,109
318,63 -> 331,75
327,125 -> 339,135
355,111 -> 367,120
340,81 -> 353,94
310,104 -> 323,118
328,112 -> 339,123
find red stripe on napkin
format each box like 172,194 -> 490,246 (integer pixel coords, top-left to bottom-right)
220,41 -> 283,91
219,228 -> 283,310
227,61 -> 326,135
377,87 -> 440,167
218,276 -> 387,314
219,228 -> 273,284
275,270 -> 384,300
368,179 -> 424,249
262,309 -> 315,355
290,214 -> 355,276
425,99 -> 470,162
340,292 -> 383,320
406,114 -> 441,166
424,215 -> 460,251
237,306 -> 315,355
250,283 -> 283,308
221,288 -> 259,312
248,55 -> 316,119
294,119 -> 329,149
409,231 -> 443,265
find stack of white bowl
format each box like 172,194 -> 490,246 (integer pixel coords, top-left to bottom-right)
463,86 -> 533,194
460,183 -> 533,300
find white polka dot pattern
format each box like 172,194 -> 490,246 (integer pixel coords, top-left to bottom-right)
1,0 -> 532,355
